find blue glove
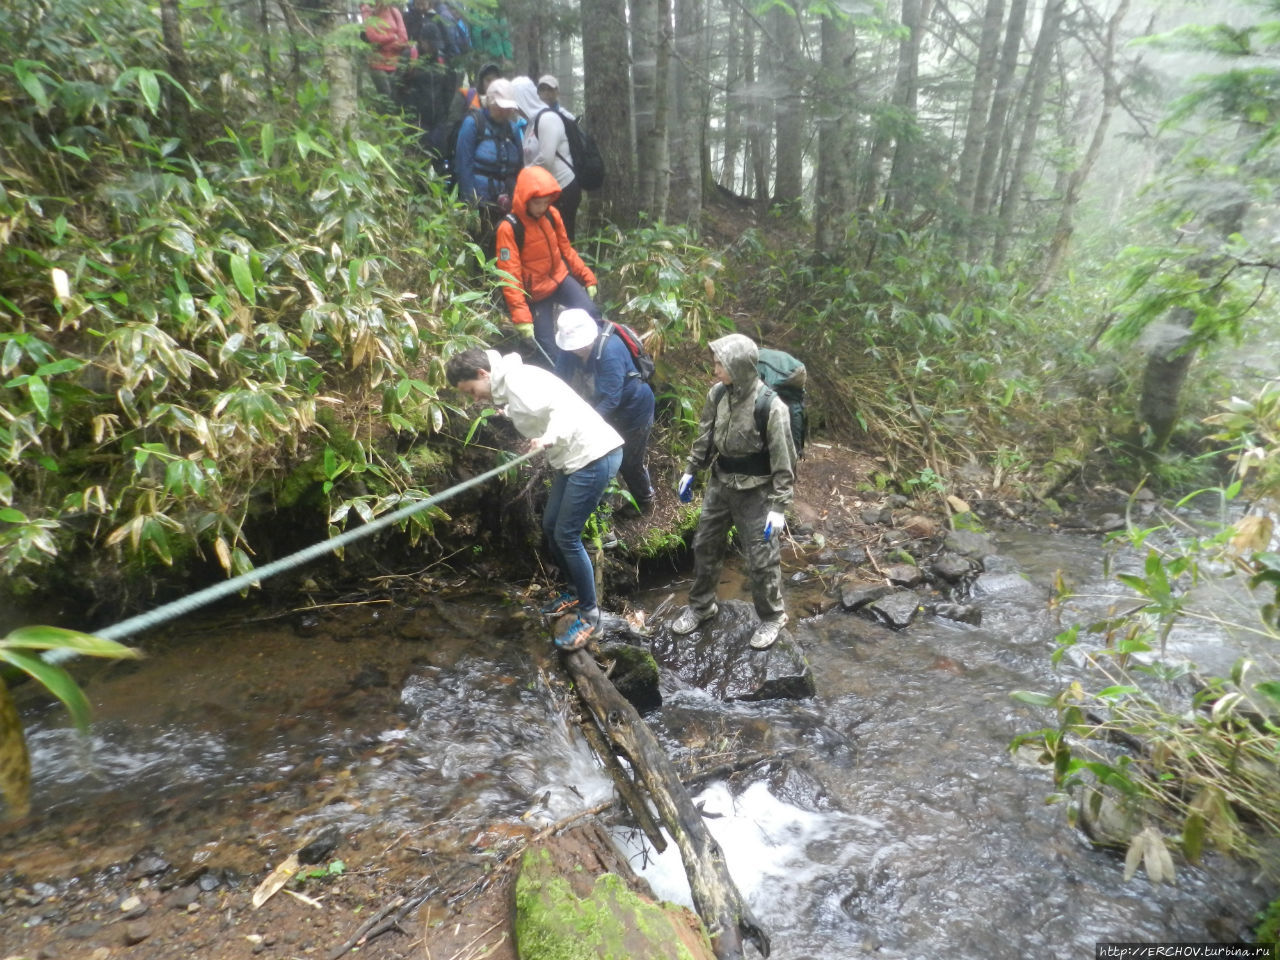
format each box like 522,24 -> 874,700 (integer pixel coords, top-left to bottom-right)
763,511 -> 786,542
677,473 -> 694,503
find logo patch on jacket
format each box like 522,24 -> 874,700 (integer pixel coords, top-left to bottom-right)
499,247 -> 510,260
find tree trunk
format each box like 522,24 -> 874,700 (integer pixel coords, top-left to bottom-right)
993,0 -> 1065,267
1031,0 -> 1131,298
885,0 -> 928,214
1139,307 -> 1195,451
509,5 -> 542,77
1140,196 -> 1250,450
952,0 -> 1004,222
746,18 -> 768,202
158,0 -> 191,136
258,0 -> 274,96
772,4 -> 804,210
557,27 -> 575,111
633,0 -> 662,213
667,0 -> 705,227
814,7 -> 857,255
581,0 -> 636,224
720,0 -> 742,191
324,1 -> 359,136
967,0 -> 1027,260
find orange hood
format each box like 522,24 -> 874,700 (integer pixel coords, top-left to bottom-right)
512,166 -> 562,219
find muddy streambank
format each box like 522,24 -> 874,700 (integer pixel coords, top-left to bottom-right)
1,444 -> 1270,960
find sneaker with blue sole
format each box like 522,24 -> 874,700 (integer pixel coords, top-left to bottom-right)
555,610 -> 599,651
539,592 -> 579,616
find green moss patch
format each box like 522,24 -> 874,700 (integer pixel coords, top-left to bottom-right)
514,847 -> 713,960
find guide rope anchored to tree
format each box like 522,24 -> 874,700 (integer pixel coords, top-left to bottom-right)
44,448 -> 544,661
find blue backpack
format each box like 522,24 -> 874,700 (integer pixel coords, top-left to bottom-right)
435,2 -> 471,59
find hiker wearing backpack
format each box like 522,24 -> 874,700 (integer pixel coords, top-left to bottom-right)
536,75 -> 573,120
553,309 -> 656,516
511,76 -> 583,240
445,346 -> 623,652
453,77 -> 522,215
672,333 -> 797,651
495,166 -> 599,365
404,0 -> 457,132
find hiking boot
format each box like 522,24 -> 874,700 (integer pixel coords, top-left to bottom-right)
749,614 -> 789,650
539,591 -> 579,616
616,496 -> 655,520
671,603 -> 718,636
555,609 -> 599,651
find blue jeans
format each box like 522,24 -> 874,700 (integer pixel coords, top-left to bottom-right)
542,446 -> 623,611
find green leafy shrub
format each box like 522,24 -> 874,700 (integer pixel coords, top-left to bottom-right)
0,0 -> 495,595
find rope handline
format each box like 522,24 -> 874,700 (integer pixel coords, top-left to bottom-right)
46,448 -> 542,659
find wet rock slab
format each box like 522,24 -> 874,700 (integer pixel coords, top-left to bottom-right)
650,599 -> 816,702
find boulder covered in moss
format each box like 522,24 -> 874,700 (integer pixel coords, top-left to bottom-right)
514,828 -> 714,960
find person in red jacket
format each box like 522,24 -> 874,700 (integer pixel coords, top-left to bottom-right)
361,0 -> 416,104
495,166 -> 598,365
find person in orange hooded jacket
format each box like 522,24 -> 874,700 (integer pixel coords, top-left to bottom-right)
495,166 -> 599,365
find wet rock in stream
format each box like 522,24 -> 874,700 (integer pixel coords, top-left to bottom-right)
865,591 -> 923,630
649,599 -> 816,701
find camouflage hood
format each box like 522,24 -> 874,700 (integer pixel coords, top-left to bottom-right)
709,333 -> 760,400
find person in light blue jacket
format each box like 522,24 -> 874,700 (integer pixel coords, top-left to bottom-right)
453,77 -> 522,212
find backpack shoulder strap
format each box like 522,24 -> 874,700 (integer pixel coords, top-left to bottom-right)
591,322 -> 613,365
502,212 -> 523,249
754,384 -> 777,442
535,107 -> 573,169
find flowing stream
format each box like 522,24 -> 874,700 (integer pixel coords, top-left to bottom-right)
3,526 -> 1271,958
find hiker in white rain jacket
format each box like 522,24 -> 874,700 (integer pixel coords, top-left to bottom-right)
446,347 -> 622,651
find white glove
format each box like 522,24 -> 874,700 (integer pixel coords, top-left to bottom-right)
677,473 -> 695,502
763,511 -> 786,542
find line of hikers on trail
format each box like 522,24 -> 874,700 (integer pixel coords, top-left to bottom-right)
358,3 -> 807,655
356,3 -> 601,241
446,325 -> 807,655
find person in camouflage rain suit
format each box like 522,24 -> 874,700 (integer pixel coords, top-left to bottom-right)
672,333 -> 796,650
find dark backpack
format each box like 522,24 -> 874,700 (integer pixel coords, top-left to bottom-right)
536,107 -> 605,191
434,2 -> 470,59
593,320 -> 655,384
709,348 -> 808,459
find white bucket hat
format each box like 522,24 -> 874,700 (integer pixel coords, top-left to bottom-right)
555,309 -> 598,352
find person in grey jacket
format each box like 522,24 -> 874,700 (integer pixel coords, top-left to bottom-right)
446,346 -> 623,650
672,333 -> 796,650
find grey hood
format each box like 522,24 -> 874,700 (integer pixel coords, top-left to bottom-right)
710,333 -> 759,399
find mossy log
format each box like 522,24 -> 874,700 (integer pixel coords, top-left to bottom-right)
561,649 -> 770,960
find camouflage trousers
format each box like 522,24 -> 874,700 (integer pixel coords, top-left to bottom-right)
687,475 -> 785,622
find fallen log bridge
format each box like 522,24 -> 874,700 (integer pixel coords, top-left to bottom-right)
561,647 -> 771,960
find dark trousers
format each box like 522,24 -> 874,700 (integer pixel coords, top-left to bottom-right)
530,274 -> 599,368
553,178 -> 583,241
616,419 -> 654,508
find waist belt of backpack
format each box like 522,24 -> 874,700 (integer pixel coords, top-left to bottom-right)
714,449 -> 772,477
